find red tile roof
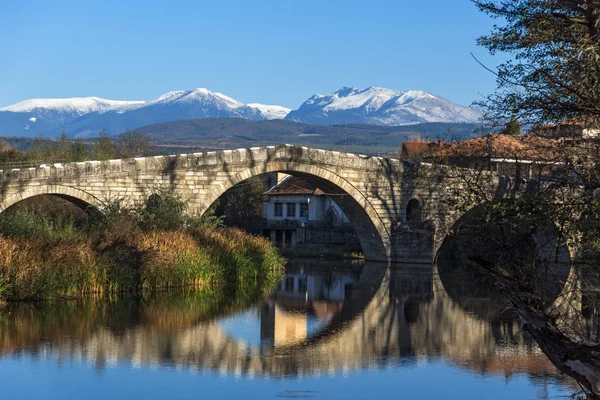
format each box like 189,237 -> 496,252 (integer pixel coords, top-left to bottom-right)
401,141 -> 443,159
265,175 -> 325,196
431,134 -> 559,160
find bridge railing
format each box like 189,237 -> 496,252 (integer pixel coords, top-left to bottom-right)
0,159 -> 72,171
0,145 -> 402,183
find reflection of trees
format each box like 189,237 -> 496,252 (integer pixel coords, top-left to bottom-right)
0,262 -> 575,389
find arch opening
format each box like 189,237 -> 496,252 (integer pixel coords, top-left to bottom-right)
435,204 -> 572,320
203,163 -> 390,262
0,186 -> 104,216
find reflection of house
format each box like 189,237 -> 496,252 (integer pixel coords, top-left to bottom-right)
276,270 -> 357,302
260,265 -> 359,348
262,175 -> 354,248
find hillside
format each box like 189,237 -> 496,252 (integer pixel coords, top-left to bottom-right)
123,118 -> 481,153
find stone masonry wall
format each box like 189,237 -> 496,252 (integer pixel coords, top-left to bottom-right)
0,145 -> 483,263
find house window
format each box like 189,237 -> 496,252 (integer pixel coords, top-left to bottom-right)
274,202 -> 283,217
285,277 -> 295,292
298,277 -> 307,293
286,203 -> 296,217
299,203 -> 309,218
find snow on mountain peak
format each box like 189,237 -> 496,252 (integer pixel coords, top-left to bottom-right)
155,91 -> 186,102
0,97 -> 143,114
247,103 -> 291,120
285,86 -> 482,126
0,85 -> 482,138
150,88 -> 243,109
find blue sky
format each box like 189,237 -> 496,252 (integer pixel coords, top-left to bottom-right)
0,0 -> 505,109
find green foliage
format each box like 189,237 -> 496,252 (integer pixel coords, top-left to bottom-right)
216,177 -> 265,228
117,131 -> 155,158
500,118 -> 521,136
0,148 -> 28,165
93,130 -> 119,161
137,189 -> 188,230
0,140 -> 11,152
27,132 -> 90,163
70,139 -> 89,161
186,202 -> 225,230
0,189 -> 284,300
473,0 -> 600,127
0,273 -> 7,302
30,137 -> 54,161
0,207 -> 79,241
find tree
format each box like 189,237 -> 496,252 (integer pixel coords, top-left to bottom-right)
473,0 -> 600,129
465,1 -> 600,396
93,130 -> 119,161
30,137 -> 53,161
0,140 -> 27,165
70,139 -> 89,162
56,130 -> 71,161
215,177 -> 265,230
500,117 -> 521,136
0,140 -> 11,153
117,131 -> 155,158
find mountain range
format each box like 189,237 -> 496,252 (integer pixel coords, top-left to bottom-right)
0,86 -> 482,138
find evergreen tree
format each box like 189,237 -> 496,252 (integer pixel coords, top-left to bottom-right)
56,131 -> 72,161
500,118 -> 521,136
71,139 -> 89,162
93,130 -> 119,161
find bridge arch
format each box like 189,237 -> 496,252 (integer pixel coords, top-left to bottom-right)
202,161 -> 391,262
435,204 -> 574,319
0,185 -> 105,214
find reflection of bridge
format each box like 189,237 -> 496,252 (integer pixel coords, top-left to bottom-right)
0,262 -> 571,382
0,145 -> 503,262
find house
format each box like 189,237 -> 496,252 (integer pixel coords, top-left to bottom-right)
426,134 -> 562,179
400,140 -> 444,161
532,119 -> 600,139
262,175 -> 353,248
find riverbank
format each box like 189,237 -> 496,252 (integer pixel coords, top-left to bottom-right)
0,193 -> 285,302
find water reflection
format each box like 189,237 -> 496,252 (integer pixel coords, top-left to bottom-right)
259,261 -> 360,348
0,258 -> 573,394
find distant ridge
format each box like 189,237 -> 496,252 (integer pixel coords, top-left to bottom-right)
0,86 -> 481,138
119,118 -> 481,151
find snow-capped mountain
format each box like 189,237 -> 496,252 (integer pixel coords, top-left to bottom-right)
246,103 -> 291,120
0,97 -> 143,137
0,86 -> 480,138
0,89 -> 292,138
285,86 -> 482,126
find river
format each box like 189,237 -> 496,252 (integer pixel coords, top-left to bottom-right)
0,258 -> 577,399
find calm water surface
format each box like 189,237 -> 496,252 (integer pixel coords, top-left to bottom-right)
0,259 -> 576,399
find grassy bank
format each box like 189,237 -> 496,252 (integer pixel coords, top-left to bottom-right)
0,192 -> 285,301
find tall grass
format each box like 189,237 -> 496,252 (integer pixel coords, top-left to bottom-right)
0,273 -> 7,304
0,191 -> 284,301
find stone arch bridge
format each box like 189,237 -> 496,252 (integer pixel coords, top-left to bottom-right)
0,144 -> 515,262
